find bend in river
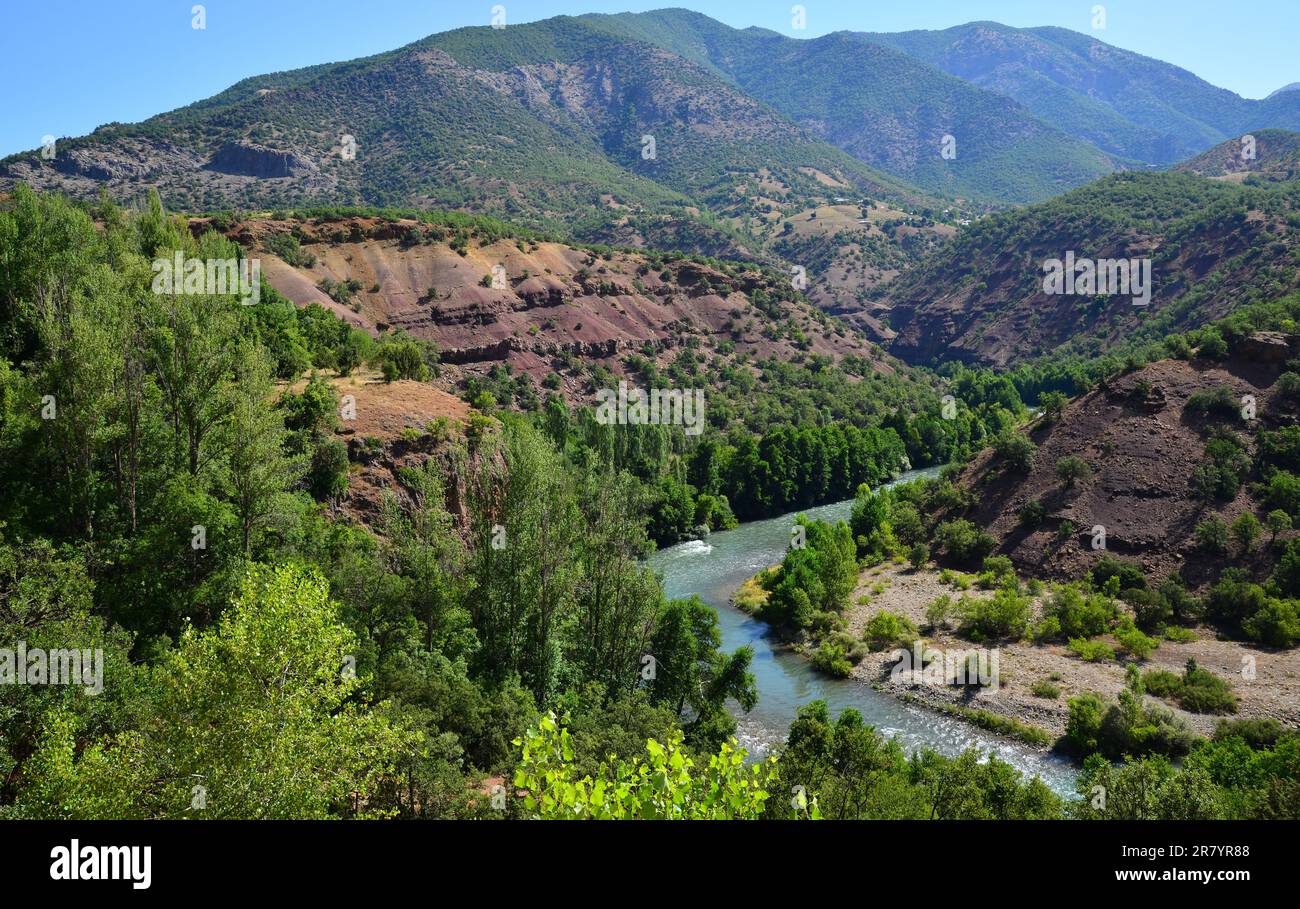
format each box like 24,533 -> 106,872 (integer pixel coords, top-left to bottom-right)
648,467 -> 1080,797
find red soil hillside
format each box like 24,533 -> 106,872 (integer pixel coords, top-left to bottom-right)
218,215 -> 893,404
952,343 -> 1300,586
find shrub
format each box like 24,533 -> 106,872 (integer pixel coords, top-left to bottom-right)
1194,515 -> 1230,554
1065,693 -> 1106,754
907,543 -> 930,570
1145,660 -> 1238,714
1230,513 -> 1263,553
1186,385 -> 1241,419
1211,718 -> 1282,749
1017,499 -> 1047,527
1264,471 -> 1300,519
1178,660 -> 1238,715
1048,585 -> 1115,639
1142,669 -> 1184,698
1068,638 -> 1116,662
994,433 -> 1036,473
1055,456 -> 1092,489
1242,598 -> 1300,648
810,642 -> 852,679
924,595 -> 953,630
1091,555 -> 1146,592
1205,573 -> 1269,629
1031,680 -> 1061,699
934,519 -> 996,567
1115,622 -> 1160,660
862,610 -> 919,652
957,587 -> 1032,640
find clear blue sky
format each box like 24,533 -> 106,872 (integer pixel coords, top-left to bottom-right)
2,0 -> 1296,157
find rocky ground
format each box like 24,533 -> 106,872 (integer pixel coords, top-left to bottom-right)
842,562 -> 1300,742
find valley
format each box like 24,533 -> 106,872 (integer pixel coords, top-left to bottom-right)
1,4 -> 1299,836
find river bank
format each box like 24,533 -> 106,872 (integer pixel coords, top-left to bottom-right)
740,557 -> 1300,746
646,470 -> 1082,796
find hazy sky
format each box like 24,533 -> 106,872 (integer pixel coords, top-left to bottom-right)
2,0 -> 1296,157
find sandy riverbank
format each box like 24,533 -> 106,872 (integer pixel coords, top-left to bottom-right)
737,561 -> 1300,744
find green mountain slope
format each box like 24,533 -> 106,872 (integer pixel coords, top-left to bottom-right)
580,10 -> 1118,204
0,16 -> 927,235
860,21 -> 1300,165
879,171 -> 1300,367
1173,129 -> 1300,184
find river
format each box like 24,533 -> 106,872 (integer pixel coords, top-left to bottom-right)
647,467 -> 1080,796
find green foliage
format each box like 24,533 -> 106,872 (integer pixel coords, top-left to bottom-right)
862,610 -> 920,652
14,565 -> 418,819
956,586 -> 1032,641
512,713 -> 781,820
1067,638 -> 1116,662
760,518 -> 857,629
1066,668 -> 1198,761
1055,455 -> 1092,489
765,700 -> 1061,820
933,519 -> 996,568
1031,679 -> 1060,699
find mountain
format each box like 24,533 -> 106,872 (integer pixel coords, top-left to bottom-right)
1173,129 -> 1300,183
947,346 -> 1299,585
877,170 -> 1300,367
1269,82 -> 1300,99
858,22 -> 1300,166
581,10 -> 1118,204
0,16 -> 930,247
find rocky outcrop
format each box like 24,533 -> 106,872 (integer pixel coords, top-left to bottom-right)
205,142 -> 316,179
1239,331 -> 1297,363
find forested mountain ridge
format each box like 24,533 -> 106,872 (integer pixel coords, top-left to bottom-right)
579,9 -> 1118,204
0,16 -> 931,252
1173,129 -> 1300,183
878,169 -> 1300,367
857,21 -> 1300,165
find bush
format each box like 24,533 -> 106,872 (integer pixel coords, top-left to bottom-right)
862,610 -> 919,652
1047,585 -> 1116,639
1065,693 -> 1106,754
1055,456 -> 1092,489
1264,471 -> 1300,519
1068,638 -> 1116,662
1017,499 -> 1047,527
994,433 -> 1037,473
810,642 -> 852,679
1069,671 -> 1198,760
934,519 -> 996,568
1178,660 -> 1238,715
1142,669 -> 1183,698
1194,515 -> 1230,554
1091,554 -> 1147,592
1115,622 -> 1160,660
957,587 -> 1032,640
1211,718 -> 1282,749
1145,660 -> 1238,714
924,595 -> 952,630
1186,385 -> 1241,419
1031,680 -> 1061,699
1242,598 -> 1300,648
907,543 -> 930,570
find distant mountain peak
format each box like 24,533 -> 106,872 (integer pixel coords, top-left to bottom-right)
1268,82 -> 1300,99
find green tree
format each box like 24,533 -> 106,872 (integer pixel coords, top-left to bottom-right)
14,564 -> 418,819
